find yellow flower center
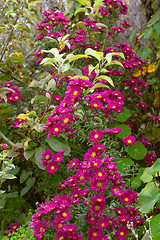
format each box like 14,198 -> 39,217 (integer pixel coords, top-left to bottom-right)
51,166 -> 55,170
95,206 -> 100,211
91,152 -> 96,157
93,232 -> 97,237
54,128 -> 59,132
124,197 -> 129,202
98,172 -> 102,177
58,223 -> 63,228
97,182 -> 102,187
80,176 -> 85,181
73,91 -> 78,95
94,134 -> 99,139
46,155 -> 50,159
62,212 -> 67,217
120,232 -> 124,236
64,118 -> 69,123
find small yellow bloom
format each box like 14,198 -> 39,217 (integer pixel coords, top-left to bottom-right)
17,114 -> 31,122
24,138 -> 31,147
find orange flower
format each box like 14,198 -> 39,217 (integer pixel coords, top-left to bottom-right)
148,64 -> 156,73
141,66 -> 147,76
132,70 -> 141,77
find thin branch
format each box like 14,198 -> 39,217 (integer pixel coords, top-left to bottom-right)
0,131 -> 23,148
0,67 -> 29,86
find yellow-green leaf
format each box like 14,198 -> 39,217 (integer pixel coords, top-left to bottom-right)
76,0 -> 91,7
97,75 -> 114,87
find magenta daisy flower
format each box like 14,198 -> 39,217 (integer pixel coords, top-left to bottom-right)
114,226 -> 129,240
88,227 -> 104,240
86,214 -> 98,225
8,222 -> 21,234
41,150 -> 53,167
90,179 -> 108,192
89,99 -> 103,109
122,135 -> 136,145
59,210 -> 73,222
90,202 -> 106,217
46,161 -> 58,175
53,153 -> 64,163
49,123 -> 63,136
61,113 -> 73,126
89,129 -> 104,143
68,158 -> 79,170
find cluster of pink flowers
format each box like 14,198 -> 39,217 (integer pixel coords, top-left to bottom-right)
32,144 -> 144,239
41,149 -> 65,175
0,81 -> 22,102
0,143 -> 9,150
144,151 -> 157,166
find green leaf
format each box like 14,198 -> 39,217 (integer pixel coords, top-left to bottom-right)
76,0 -> 91,7
127,142 -> 147,160
20,177 -> 36,197
141,167 -> 153,183
29,80 -> 39,88
94,0 -> 103,13
115,107 -> 132,122
139,182 -> 160,213
74,7 -> 88,15
6,56 -> 25,64
68,54 -> 88,62
46,136 -> 71,156
0,190 -> 5,195
131,175 -> 142,189
153,232 -> 160,240
20,170 -> 30,184
151,128 -> 160,142
116,158 -> 134,174
147,158 -> 160,175
105,52 -> 125,64
10,166 -> 20,175
96,23 -> 108,29
137,48 -> 152,60
89,83 -> 110,92
147,10 -> 160,27
15,23 -> 31,32
144,27 -> 153,39
35,146 -> 46,170
154,20 -> 160,38
24,149 -> 36,160
150,214 -> 160,238
96,75 -> 114,87
40,57 -> 57,65
52,174 -> 64,187
105,60 -> 124,68
116,124 -> 132,139
31,95 -> 48,104
85,48 -> 104,61
3,174 -> 16,179
129,29 -> 136,42
75,22 -> 88,31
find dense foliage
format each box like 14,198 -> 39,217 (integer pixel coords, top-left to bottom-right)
0,0 -> 159,239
